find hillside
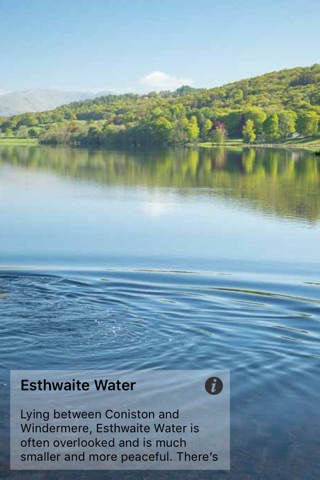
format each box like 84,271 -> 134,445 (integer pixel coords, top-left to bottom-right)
1,64 -> 320,146
61,64 -> 320,113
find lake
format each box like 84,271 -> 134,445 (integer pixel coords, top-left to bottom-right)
0,145 -> 320,479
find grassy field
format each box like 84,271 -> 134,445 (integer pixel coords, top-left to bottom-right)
279,135 -> 320,146
0,137 -> 38,145
197,139 -> 243,148
198,136 -> 320,150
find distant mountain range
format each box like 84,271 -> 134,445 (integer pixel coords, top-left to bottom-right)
0,89 -> 108,117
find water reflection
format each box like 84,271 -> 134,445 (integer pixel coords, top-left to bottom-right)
0,145 -> 319,223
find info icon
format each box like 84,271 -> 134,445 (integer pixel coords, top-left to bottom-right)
205,377 -> 223,395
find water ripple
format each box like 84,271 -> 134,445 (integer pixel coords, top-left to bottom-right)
1,268 -> 319,370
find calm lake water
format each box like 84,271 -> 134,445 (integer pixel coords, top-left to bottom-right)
0,145 -> 320,479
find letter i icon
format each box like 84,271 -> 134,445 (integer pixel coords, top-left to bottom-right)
211,378 -> 217,393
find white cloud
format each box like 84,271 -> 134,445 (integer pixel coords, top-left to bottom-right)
139,71 -> 193,91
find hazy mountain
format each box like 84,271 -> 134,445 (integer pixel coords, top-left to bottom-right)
0,89 -> 107,117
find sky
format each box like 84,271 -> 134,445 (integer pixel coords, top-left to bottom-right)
0,0 -> 319,94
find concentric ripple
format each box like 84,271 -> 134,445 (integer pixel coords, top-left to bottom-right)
1,268 -> 319,370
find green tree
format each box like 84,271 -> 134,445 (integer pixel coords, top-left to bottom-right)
211,127 -> 226,145
243,107 -> 267,134
170,118 -> 188,144
203,119 -> 212,140
223,111 -> 242,137
28,128 -> 39,138
16,126 -> 29,138
1,120 -> 14,131
151,107 -> 163,119
296,111 -> 319,136
278,110 -> 297,138
263,113 -> 280,141
185,116 -> 199,143
17,114 -> 38,127
210,122 -> 227,145
242,119 -> 256,143
152,117 -> 173,144
233,89 -> 244,102
64,111 -> 77,121
4,128 -> 13,137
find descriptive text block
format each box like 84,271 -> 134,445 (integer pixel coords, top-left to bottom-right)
11,370 -> 230,470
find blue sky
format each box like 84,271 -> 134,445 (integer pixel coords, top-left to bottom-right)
0,0 -> 319,93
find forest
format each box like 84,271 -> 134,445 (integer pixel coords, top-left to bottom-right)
0,64 -> 320,147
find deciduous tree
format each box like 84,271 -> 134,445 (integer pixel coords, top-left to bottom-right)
242,119 -> 256,143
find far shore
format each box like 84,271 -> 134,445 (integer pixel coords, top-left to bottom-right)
0,137 -> 320,151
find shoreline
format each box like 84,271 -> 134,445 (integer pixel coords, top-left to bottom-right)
0,137 -> 319,151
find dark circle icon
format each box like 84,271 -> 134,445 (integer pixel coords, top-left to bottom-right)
205,377 -> 223,395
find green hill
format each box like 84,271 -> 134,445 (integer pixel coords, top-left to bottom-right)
1,64 -> 320,146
